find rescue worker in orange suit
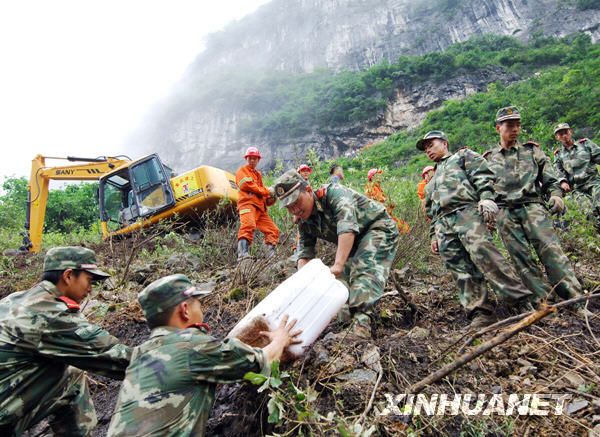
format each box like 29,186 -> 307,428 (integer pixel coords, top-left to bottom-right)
365,168 -> 410,233
417,166 -> 435,221
417,166 -> 435,200
236,147 -> 279,260
297,164 -> 312,183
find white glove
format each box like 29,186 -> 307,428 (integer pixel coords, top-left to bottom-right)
548,196 -> 565,215
478,199 -> 499,223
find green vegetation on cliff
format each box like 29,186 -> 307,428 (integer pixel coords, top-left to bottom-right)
177,33 -> 596,144
316,33 -> 600,180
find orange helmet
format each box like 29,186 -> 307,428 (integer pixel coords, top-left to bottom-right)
367,168 -> 382,181
244,147 -> 261,159
421,166 -> 435,179
297,164 -> 312,173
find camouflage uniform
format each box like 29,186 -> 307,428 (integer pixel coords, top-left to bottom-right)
554,136 -> 600,228
107,274 -> 269,437
0,247 -> 130,437
423,144 -> 533,314
274,171 -> 399,323
488,109 -> 582,300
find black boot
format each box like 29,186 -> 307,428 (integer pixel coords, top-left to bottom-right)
237,239 -> 249,260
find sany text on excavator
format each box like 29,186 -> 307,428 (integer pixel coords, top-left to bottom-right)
21,154 -> 239,253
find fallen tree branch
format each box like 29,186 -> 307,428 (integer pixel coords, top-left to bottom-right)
409,306 -> 556,394
457,292 -> 600,355
584,299 -> 600,348
390,271 -> 418,318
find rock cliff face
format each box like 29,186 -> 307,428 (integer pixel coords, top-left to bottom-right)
131,0 -> 600,172
153,66 -> 519,172
193,0 -> 600,74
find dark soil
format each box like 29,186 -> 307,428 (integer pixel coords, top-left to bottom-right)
7,227 -> 600,436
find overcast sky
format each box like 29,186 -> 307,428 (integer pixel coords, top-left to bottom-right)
0,0 -> 271,185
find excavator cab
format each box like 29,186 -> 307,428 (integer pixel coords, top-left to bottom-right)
99,154 -> 176,232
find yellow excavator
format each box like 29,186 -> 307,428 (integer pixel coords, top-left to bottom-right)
21,154 -> 239,252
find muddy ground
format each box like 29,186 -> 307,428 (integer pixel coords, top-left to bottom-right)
4,224 -> 600,436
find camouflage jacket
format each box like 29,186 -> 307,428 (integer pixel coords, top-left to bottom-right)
424,148 -> 495,225
554,138 -> 600,189
297,184 -> 394,259
107,325 -> 269,437
488,141 -> 562,205
0,281 -> 131,425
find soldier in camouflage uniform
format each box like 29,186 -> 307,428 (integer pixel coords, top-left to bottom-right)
107,274 -> 300,437
488,107 -> 583,301
553,122 -> 600,231
0,246 -> 131,437
417,131 -> 533,328
272,169 -> 399,338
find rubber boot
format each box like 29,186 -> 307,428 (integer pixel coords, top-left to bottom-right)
237,238 -> 249,260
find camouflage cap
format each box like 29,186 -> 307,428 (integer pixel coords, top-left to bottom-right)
272,169 -> 308,208
416,131 -> 448,151
553,122 -> 571,134
138,274 -> 212,320
43,246 -> 110,279
495,106 -> 521,123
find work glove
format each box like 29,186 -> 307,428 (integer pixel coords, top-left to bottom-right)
259,187 -> 271,198
478,199 -> 499,223
548,195 -> 565,215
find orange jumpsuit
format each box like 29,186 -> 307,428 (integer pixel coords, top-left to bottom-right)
417,180 -> 430,220
417,180 -> 427,200
364,182 -> 410,233
236,164 -> 279,245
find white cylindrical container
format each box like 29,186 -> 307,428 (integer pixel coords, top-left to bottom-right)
227,258 -> 348,359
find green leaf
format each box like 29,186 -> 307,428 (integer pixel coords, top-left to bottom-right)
338,424 -> 352,437
243,372 -> 268,386
267,396 -> 284,424
270,360 -> 280,378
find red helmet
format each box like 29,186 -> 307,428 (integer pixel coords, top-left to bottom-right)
421,166 -> 435,179
244,147 -> 261,159
297,164 -> 312,173
367,168 -> 382,181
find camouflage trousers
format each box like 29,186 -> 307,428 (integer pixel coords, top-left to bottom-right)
338,218 -> 399,323
434,207 -> 533,316
572,180 -> 600,228
3,366 -> 96,437
497,202 -> 582,300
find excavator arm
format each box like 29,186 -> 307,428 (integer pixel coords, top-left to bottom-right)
21,154 -> 129,253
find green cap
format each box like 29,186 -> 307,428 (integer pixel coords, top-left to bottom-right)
272,169 -> 308,208
495,106 -> 521,123
416,130 -> 448,151
43,246 -> 110,279
553,122 -> 571,134
138,274 -> 212,320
